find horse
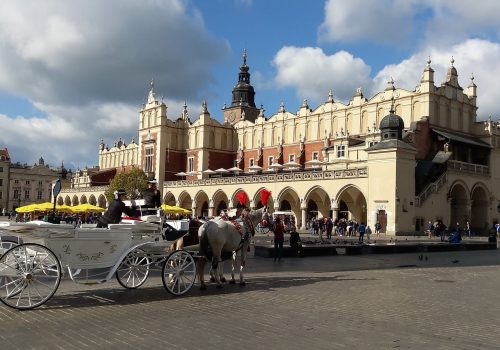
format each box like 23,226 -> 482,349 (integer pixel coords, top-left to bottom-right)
196,207 -> 271,289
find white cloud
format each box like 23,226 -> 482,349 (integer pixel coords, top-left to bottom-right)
318,0 -> 415,44
319,0 -> 500,46
0,0 -> 229,166
374,39 -> 500,119
272,39 -> 499,120
272,46 -> 372,104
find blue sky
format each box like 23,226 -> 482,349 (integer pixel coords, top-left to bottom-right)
0,0 -> 499,169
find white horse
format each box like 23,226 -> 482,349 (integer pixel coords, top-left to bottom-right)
197,207 -> 270,289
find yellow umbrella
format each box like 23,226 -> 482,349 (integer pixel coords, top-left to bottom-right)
71,203 -> 105,213
33,202 -> 58,212
161,204 -> 191,214
15,204 -> 39,213
56,204 -> 75,213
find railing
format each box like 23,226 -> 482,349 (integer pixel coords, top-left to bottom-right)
165,168 -> 368,188
415,172 -> 448,207
60,185 -> 109,194
447,160 -> 489,176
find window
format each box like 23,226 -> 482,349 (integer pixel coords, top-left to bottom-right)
24,190 -> 30,200
0,179 -> 2,186
312,152 -> 319,160
368,141 -> 379,147
0,191 -> 2,199
14,180 -> 19,184
249,158 -> 255,167
268,156 -> 274,167
37,191 -> 43,200
0,167 -> 2,172
144,146 -> 154,173
188,157 -> 194,173
289,154 -> 295,162
38,180 -> 43,186
26,180 -> 30,185
13,190 -> 19,199
336,145 -> 346,158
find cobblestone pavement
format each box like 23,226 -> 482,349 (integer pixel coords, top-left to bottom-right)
1,248 -> 500,350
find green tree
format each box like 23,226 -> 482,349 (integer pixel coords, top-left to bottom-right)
105,167 -> 148,202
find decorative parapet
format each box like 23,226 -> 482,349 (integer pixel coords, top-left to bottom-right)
165,168 -> 368,188
59,186 -> 109,194
447,160 -> 489,176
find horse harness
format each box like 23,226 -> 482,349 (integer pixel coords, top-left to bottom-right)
220,211 -> 255,252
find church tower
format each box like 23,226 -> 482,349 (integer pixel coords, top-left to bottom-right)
223,49 -> 260,124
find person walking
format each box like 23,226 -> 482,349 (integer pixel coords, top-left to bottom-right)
358,222 -> 366,242
375,222 -> 382,237
427,220 -> 434,239
273,217 -> 285,262
366,225 -> 372,241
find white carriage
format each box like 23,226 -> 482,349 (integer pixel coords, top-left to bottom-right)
0,213 -> 195,310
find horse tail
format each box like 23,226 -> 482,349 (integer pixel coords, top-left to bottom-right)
198,221 -> 210,258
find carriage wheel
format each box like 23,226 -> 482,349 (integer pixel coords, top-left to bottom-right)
162,250 -> 195,296
116,248 -> 150,289
0,240 -> 18,257
0,243 -> 61,310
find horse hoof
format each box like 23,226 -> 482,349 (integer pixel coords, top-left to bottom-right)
220,277 -> 227,283
200,284 -> 207,291
239,282 -> 246,287
216,284 -> 224,289
209,277 -> 215,283
229,279 -> 236,284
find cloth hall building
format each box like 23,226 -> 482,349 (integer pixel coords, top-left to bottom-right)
61,53 -> 500,235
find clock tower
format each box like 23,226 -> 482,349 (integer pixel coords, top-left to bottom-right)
223,49 -> 260,124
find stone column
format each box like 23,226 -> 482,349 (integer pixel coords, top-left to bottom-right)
249,199 -> 256,210
273,199 -> 280,212
191,199 -> 196,219
207,199 -> 214,218
300,197 -> 307,230
330,198 -> 338,221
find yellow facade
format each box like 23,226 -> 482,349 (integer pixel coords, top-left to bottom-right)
62,57 -> 500,235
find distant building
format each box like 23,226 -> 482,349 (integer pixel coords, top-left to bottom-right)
0,155 -> 67,212
62,53 -> 500,234
0,148 -> 11,213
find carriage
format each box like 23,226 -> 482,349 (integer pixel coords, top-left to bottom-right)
0,210 -> 196,310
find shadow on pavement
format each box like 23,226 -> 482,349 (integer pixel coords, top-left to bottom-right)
38,274 -> 377,310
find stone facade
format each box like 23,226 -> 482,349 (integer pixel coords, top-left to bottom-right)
63,55 -> 500,235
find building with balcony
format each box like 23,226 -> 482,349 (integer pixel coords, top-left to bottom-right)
61,53 -> 500,235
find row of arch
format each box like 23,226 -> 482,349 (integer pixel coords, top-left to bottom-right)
448,180 -> 491,232
57,194 -> 107,208
165,185 -> 368,227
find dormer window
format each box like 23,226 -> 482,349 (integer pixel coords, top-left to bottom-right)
336,145 -> 346,158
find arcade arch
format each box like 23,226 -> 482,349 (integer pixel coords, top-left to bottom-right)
305,186 -> 331,220
98,194 -> 107,208
212,190 -> 229,216
71,195 -> 79,206
194,190 -> 209,218
80,195 -> 87,204
57,197 -> 64,205
164,192 -> 176,206
89,195 -> 97,206
336,185 -> 367,224
178,191 -> 192,210
64,196 -> 71,206
470,183 -> 489,233
253,187 -> 274,212
449,181 -> 469,229
277,187 -> 300,221
231,189 -> 249,208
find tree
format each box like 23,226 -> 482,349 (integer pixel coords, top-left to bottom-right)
105,167 -> 148,202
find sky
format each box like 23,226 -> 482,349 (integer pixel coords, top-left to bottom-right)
1,0 -> 500,170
